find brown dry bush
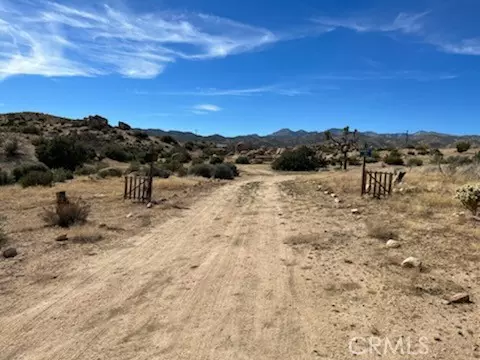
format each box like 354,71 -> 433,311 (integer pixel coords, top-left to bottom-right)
366,220 -> 399,240
42,199 -> 91,228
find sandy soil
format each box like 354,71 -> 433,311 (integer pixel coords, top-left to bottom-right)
0,171 -> 478,359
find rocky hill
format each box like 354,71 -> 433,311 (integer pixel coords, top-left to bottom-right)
1,112 -> 479,151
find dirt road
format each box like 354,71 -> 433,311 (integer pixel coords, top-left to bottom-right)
1,175 -> 478,359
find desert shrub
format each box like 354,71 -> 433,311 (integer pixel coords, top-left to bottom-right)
170,148 -> 191,163
0,169 -> 14,186
417,149 -> 429,156
213,164 -> 234,180
98,167 -> 123,178
102,144 -> 133,162
36,136 -> 92,170
42,199 -> 90,228
456,141 -> 471,153
407,157 -> 423,167
160,135 -> 178,145
189,164 -> 214,178
209,155 -> 224,165
455,183 -> 480,215
133,131 -> 149,140
161,160 -> 183,173
407,151 -> 416,156
19,170 -> 54,188
366,221 -> 399,240
473,152 -> 480,163
4,138 -> 19,158
52,168 -> 74,183
125,161 -> 141,174
235,156 -> 250,164
177,166 -> 188,177
12,162 -> 49,181
191,157 -> 204,165
146,165 -> 171,178
21,125 -> 41,135
74,164 -> 98,176
272,146 -> 324,171
224,162 -> 239,177
445,156 -> 473,166
348,156 -> 361,166
384,149 -> 404,165
184,141 -> 195,151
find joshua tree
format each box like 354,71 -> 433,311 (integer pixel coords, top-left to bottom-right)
325,126 -> 359,170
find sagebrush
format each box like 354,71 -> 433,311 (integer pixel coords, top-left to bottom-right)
42,199 -> 91,228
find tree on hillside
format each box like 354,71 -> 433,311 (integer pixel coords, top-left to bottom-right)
324,126 -> 359,170
456,141 -> 471,153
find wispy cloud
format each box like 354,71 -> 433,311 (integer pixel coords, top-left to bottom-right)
133,84 -> 315,97
434,38 -> 480,55
194,104 -> 222,112
314,71 -> 457,81
313,12 -> 429,35
0,1 -> 280,79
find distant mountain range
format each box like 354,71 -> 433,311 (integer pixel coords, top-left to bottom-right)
144,127 -> 480,149
1,112 -> 478,149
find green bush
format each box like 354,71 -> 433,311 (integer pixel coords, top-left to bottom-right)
160,135 -> 178,145
213,164 -> 234,180
189,164 -> 214,178
19,171 -> 54,188
74,164 -> 98,176
177,166 -> 188,177
146,165 -> 171,178
191,157 -> 204,165
348,156 -> 361,166
407,157 -> 423,167
0,169 -> 14,186
36,136 -> 92,170
21,125 -> 41,135
170,148 -> 191,163
272,146 -> 325,171
224,162 -> 239,177
235,156 -> 250,164
103,144 -> 133,162
4,138 -> 19,158
98,167 -> 123,178
133,131 -> 149,140
209,156 -> 224,165
13,162 -> 49,181
445,156 -> 473,166
52,168 -> 74,183
455,183 -> 480,215
125,161 -> 141,174
456,141 -> 471,153
384,149 -> 404,165
161,160 -> 183,173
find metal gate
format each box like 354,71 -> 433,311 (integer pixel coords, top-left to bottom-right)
361,170 -> 393,198
124,175 -> 153,203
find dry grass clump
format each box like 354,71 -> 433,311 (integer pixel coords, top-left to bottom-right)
42,199 -> 90,228
366,220 -> 399,240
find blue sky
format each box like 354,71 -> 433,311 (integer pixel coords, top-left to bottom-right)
1,0 -> 480,136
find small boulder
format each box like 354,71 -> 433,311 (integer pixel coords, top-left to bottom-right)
330,193 -> 337,198
118,121 -> 131,130
146,202 -> 153,209
351,208 -> 360,214
401,257 -> 422,268
386,239 -> 401,249
334,198 -> 341,204
3,247 -> 17,258
55,234 -> 68,242
324,191 -> 329,195
447,293 -> 471,304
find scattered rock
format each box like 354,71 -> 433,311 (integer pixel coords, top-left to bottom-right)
447,293 -> 472,305
317,185 -> 322,191
401,257 -> 422,268
330,193 -> 337,198
3,247 -> 17,258
55,234 -> 68,242
324,191 -> 329,195
146,202 -> 153,209
351,208 -> 360,214
386,239 -> 401,249
126,213 -> 133,218
98,223 -> 107,229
